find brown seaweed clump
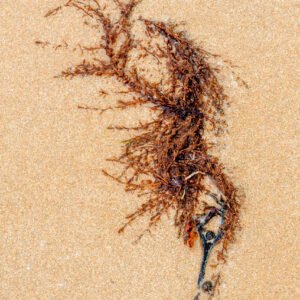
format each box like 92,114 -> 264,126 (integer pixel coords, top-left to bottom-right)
42,0 -> 242,297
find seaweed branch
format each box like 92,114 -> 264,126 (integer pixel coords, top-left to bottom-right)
41,0 -> 242,297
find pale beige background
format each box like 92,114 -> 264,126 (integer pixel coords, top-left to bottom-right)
0,1 -> 299,299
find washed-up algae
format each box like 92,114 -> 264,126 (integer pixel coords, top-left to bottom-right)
40,0 -> 243,298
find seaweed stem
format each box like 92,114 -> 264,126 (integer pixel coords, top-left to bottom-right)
195,204 -> 225,288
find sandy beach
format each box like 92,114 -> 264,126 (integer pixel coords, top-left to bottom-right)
0,1 -> 299,299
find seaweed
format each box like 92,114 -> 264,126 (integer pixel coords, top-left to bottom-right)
40,0 -> 242,297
